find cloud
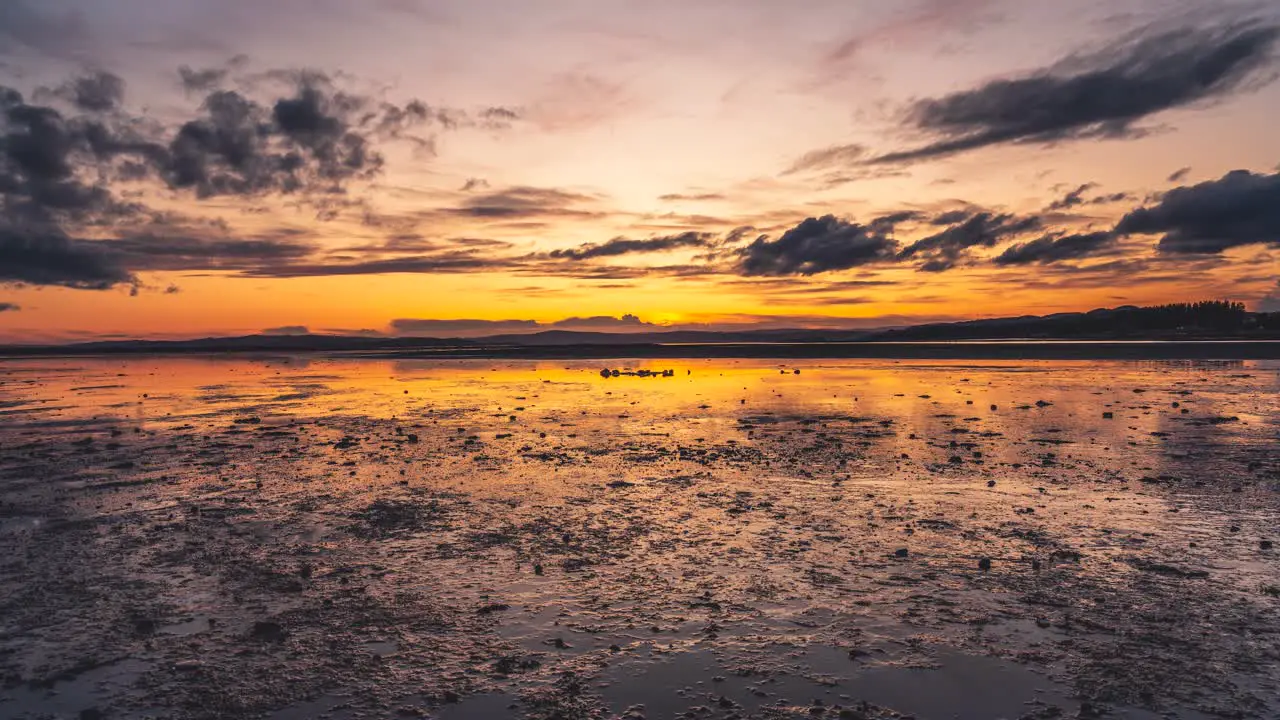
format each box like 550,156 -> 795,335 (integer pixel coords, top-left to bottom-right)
0,66 -> 463,289
179,65 -> 231,94
549,232 -> 713,260
897,212 -> 1041,271
735,215 -> 901,276
0,228 -> 134,289
448,186 -> 602,220
0,1 -> 91,60
97,233 -> 315,272
389,314 -> 657,338
262,325 -> 311,336
872,20 -> 1280,164
0,302 -> 19,312
1046,183 -> 1132,211
1168,167 -> 1192,183
38,71 -> 126,113
1258,282 -> 1280,312
161,74 -> 434,198
783,144 -> 866,175
241,252 -> 515,278
1115,169 -> 1280,254
659,192 -> 726,202
993,231 -> 1117,265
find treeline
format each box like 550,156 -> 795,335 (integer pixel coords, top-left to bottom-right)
875,301 -> 1280,341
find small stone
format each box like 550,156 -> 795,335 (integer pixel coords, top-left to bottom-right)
987,480 -> 996,487
978,558 -> 992,571
1032,559 -> 1042,571
894,548 -> 909,558
1262,540 -> 1274,550
250,620 -> 288,643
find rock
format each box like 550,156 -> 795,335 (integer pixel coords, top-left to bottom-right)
990,404 -> 998,411
978,558 -> 992,571
1102,412 -> 1114,419
1032,558 -> 1042,571
894,548 -> 909,558
250,620 -> 288,643
80,708 -> 104,720
987,480 -> 996,487
533,563 -> 544,575
1262,540 -> 1274,550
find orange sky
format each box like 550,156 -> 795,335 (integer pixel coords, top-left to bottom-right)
1,0 -> 1279,341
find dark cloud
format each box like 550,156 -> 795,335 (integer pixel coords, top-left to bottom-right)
0,67 -> 456,288
550,232 -> 713,260
461,177 -> 489,192
993,231 -> 1117,265
1047,183 -> 1133,211
0,302 -> 19,312
736,215 -> 901,276
1168,167 -> 1192,183
872,20 -> 1279,164
0,228 -> 134,289
179,66 -> 230,94
97,234 -> 315,272
241,251 -> 516,278
897,212 -> 1041,271
450,186 -> 601,220
38,71 -> 126,113
1115,169 -> 1280,254
1047,183 -> 1098,211
783,144 -> 866,175
161,76 -> 428,198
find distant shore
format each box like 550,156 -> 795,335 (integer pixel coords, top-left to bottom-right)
4,340 -> 1280,361
364,340 -> 1280,361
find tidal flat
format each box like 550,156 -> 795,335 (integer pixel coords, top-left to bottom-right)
0,357 -> 1277,720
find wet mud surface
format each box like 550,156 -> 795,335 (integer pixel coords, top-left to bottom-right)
0,357 -> 1277,719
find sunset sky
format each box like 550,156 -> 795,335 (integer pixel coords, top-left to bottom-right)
1,0 -> 1279,341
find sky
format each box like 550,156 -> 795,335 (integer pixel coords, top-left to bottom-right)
1,0 -> 1279,341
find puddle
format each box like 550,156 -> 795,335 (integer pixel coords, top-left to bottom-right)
0,658 -> 151,720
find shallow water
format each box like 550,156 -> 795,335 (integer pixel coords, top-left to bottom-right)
0,357 -> 1277,719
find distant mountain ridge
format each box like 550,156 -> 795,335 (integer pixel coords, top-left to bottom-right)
2,301 -> 1277,356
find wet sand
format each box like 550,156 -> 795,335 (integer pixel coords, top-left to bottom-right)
0,357 -> 1277,719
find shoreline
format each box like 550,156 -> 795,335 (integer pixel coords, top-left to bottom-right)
4,340 -> 1280,361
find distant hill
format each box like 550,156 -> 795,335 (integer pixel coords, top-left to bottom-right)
864,301 -> 1280,341
1,301 -> 1276,356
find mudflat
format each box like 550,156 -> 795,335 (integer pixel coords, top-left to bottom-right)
1,357 -> 1277,720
